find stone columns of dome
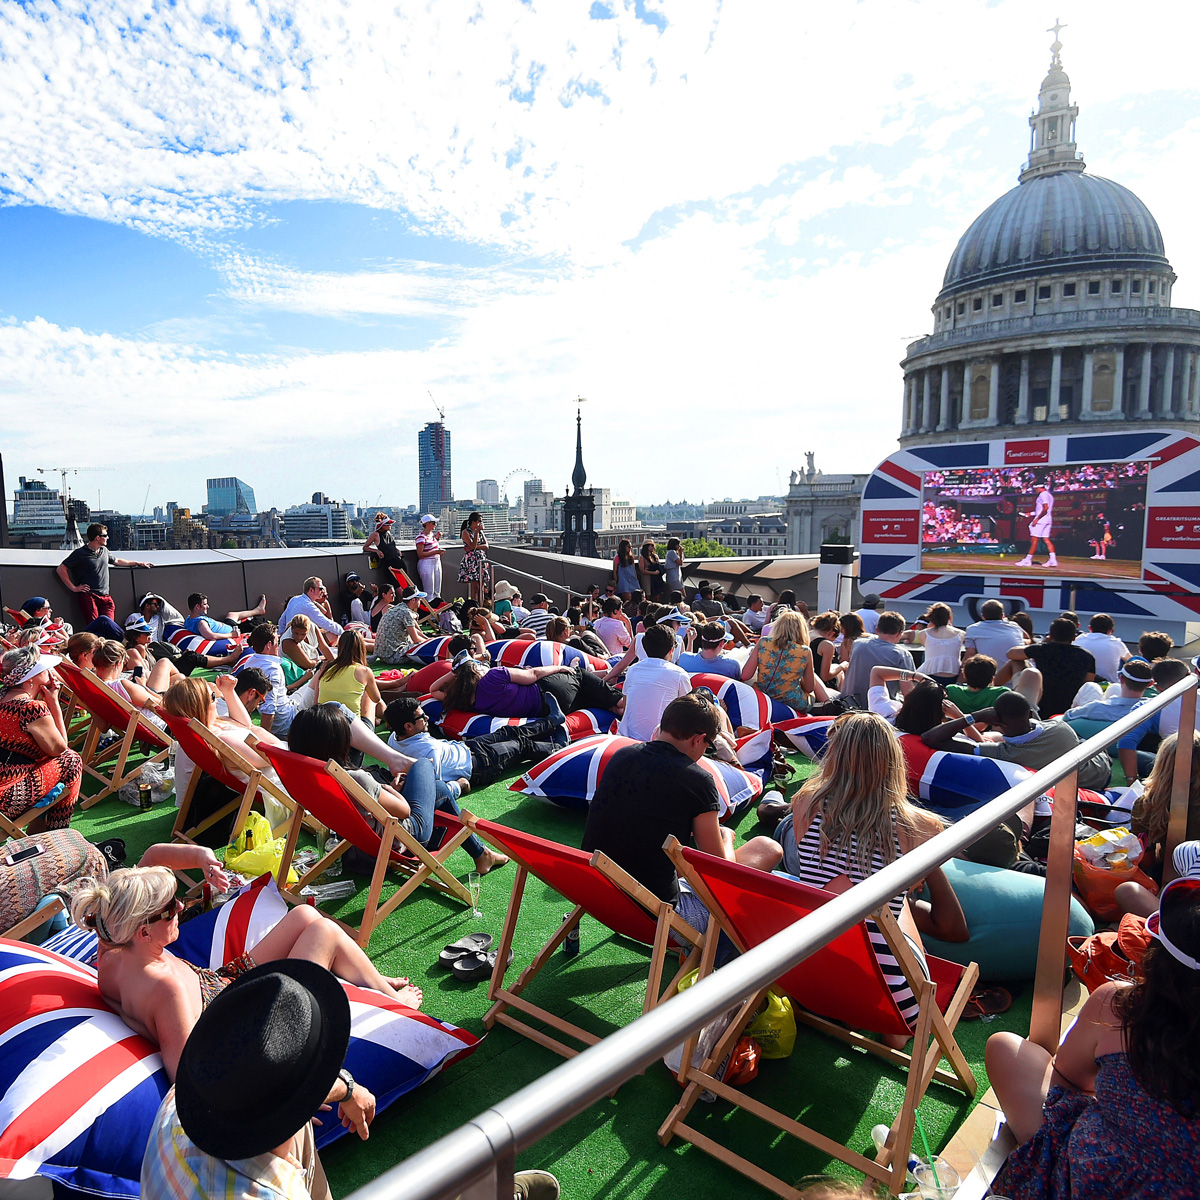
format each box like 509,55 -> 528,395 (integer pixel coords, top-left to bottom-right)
938,366 -> 950,432
1159,346 -> 1176,415
1182,351 -> 1196,415
961,361 -> 972,426
988,358 -> 1000,425
905,374 -> 917,435
1113,345 -> 1125,417
1139,344 -> 1154,416
1048,349 -> 1063,422
1016,353 -> 1031,424
922,371 -> 933,432
1081,349 -> 1095,418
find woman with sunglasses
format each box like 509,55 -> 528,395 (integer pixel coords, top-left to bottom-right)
987,874 -> 1200,1198
73,860 -> 424,1081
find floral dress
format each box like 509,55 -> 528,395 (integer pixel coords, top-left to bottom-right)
0,696 -> 82,830
754,641 -> 812,711
458,531 -> 488,582
995,1052 -> 1200,1199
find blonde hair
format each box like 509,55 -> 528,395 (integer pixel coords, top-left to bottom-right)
163,676 -> 212,724
794,712 -> 937,871
287,614 -> 312,639
795,1180 -> 884,1199
66,632 -> 100,664
71,866 -> 177,945
1137,731 -> 1200,848
764,609 -> 811,651
94,640 -> 127,668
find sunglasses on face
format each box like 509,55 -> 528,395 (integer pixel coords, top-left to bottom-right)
144,897 -> 184,927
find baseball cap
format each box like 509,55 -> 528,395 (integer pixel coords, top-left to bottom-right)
529,593 -> 550,606
344,572 -> 361,584
861,594 -> 883,609
124,615 -> 154,635
419,513 -> 436,525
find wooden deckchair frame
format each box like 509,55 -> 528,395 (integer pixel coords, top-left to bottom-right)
3,896 -> 66,942
463,812 -> 704,1063
658,837 -> 978,1198
257,743 -> 472,947
54,662 -> 171,809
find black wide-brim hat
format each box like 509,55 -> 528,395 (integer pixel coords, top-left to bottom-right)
175,959 -> 351,1160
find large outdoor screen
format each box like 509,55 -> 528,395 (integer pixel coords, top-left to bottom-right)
920,462 -> 1150,580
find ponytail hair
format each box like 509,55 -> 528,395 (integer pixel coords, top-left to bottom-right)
71,866 -> 176,946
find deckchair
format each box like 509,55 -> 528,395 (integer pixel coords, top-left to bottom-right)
387,566 -> 440,619
256,742 -> 472,946
54,661 -> 171,808
161,714 -> 309,873
659,840 -> 978,1198
2,896 -> 66,942
461,813 -> 704,1061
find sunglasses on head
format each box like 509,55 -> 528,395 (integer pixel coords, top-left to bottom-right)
144,897 -> 183,927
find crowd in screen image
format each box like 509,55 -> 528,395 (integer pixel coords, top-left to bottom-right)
2,517 -> 1199,1199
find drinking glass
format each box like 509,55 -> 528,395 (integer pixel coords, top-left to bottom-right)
467,872 -> 483,919
913,1158 -> 960,1199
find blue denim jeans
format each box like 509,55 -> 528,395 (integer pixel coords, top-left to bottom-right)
400,759 -> 486,860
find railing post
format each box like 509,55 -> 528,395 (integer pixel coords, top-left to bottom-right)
1163,684 -> 1198,885
1029,767 -> 1078,1052
459,1149 -> 514,1200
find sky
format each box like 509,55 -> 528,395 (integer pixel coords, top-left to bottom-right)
2,0 -> 1199,516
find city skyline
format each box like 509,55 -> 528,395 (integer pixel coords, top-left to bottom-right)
2,3 -> 1198,512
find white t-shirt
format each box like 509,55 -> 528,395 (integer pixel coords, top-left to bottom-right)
1030,490 -> 1054,535
593,616 -> 632,654
1074,631 -> 1129,683
867,685 -> 902,722
617,657 -> 693,741
633,630 -> 683,664
856,608 -> 881,635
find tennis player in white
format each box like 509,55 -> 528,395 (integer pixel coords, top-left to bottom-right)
1015,480 -> 1058,568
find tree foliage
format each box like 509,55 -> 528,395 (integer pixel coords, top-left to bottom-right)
656,538 -> 734,559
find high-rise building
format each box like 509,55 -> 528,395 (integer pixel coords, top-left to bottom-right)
418,422 -> 453,515
475,479 -> 499,504
206,476 -> 257,516
10,477 -> 66,538
281,499 -> 351,544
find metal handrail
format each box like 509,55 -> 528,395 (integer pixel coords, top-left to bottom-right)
348,675 -> 1198,1200
477,561 -> 576,608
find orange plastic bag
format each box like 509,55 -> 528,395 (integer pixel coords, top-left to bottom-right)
1072,845 -> 1156,921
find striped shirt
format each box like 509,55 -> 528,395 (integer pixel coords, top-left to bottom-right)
141,1089 -> 322,1200
519,607 -> 552,637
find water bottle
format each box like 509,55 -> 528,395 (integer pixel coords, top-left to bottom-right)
323,837 -> 343,877
562,913 -> 579,958
299,879 -> 356,902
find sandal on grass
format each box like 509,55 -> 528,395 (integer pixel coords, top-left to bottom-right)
451,946 -> 513,983
438,933 -> 493,969
963,984 -> 1013,1020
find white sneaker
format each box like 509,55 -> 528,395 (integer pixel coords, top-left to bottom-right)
1090,554 -> 1103,559
1014,556 -> 1033,567
1045,557 -> 1059,567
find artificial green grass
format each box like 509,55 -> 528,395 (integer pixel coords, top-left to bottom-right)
68,734 -> 1031,1200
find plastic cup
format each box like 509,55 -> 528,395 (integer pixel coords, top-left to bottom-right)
912,1158 -> 960,1198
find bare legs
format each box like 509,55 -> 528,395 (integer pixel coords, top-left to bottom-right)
226,596 -> 268,623
346,720 -> 414,781
719,825 -> 784,872
252,905 -> 423,1007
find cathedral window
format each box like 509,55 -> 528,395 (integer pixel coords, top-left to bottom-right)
1087,280 -> 1101,295
1148,281 -> 1157,294
1063,282 -> 1076,297
991,293 -> 1004,308
1111,279 -> 1123,294
1038,285 -> 1052,300
1131,280 -> 1142,294
1014,289 -> 1027,303
972,297 -> 983,312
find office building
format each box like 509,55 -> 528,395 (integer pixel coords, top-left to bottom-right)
10,477 -> 66,539
282,498 -> 352,545
206,476 -> 257,516
475,479 -> 499,504
418,422 -> 453,515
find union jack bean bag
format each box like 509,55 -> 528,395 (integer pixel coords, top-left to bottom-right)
422,698 -> 617,743
484,638 -> 609,672
402,635 -> 455,664
163,622 -> 237,656
402,660 -> 453,693
2,879 -> 478,1199
688,672 -> 801,730
511,734 -> 762,820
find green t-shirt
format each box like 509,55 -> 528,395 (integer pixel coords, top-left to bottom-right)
280,656 -> 307,686
946,683 -> 1009,714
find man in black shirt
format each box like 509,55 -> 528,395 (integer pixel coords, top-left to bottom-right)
1001,616 -> 1096,717
56,522 -> 152,637
582,693 -> 781,905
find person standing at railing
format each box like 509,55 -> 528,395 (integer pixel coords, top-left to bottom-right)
986,876 -> 1200,1199
57,522 -> 154,638
458,513 -> 489,606
363,511 -> 405,590
415,514 -> 444,599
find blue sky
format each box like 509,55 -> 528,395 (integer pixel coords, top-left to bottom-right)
2,0 -> 1198,515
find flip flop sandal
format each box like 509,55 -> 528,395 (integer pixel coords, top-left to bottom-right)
438,932 -> 493,969
451,945 -> 513,983
963,984 -> 1013,1020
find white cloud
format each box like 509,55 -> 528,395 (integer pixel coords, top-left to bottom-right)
3,0 -> 1200,512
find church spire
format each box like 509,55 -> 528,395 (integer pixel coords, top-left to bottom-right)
571,401 -> 588,493
1019,18 -> 1086,183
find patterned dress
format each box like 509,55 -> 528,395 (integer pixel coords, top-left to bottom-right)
995,1052 -> 1200,1199
0,696 -> 82,830
754,641 -> 813,711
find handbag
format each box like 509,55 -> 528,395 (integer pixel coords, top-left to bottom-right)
1072,844 -> 1157,921
1067,914 -> 1152,992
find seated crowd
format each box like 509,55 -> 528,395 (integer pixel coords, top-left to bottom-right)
4,555 -> 1200,1200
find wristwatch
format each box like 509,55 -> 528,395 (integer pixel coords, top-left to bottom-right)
337,1067 -> 355,1102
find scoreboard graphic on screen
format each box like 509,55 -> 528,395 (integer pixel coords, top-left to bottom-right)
859,429 -> 1200,621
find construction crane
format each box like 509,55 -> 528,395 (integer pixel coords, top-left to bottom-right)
37,466 -> 116,503
428,391 -> 445,422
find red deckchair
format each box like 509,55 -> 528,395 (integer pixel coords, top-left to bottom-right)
461,813 -> 704,1061
659,840 -> 978,1197
388,566 -> 439,618
55,661 -> 172,808
256,741 -> 471,946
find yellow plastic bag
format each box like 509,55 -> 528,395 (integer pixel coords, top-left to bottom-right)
676,971 -> 796,1060
744,989 -> 796,1059
223,812 -> 297,886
